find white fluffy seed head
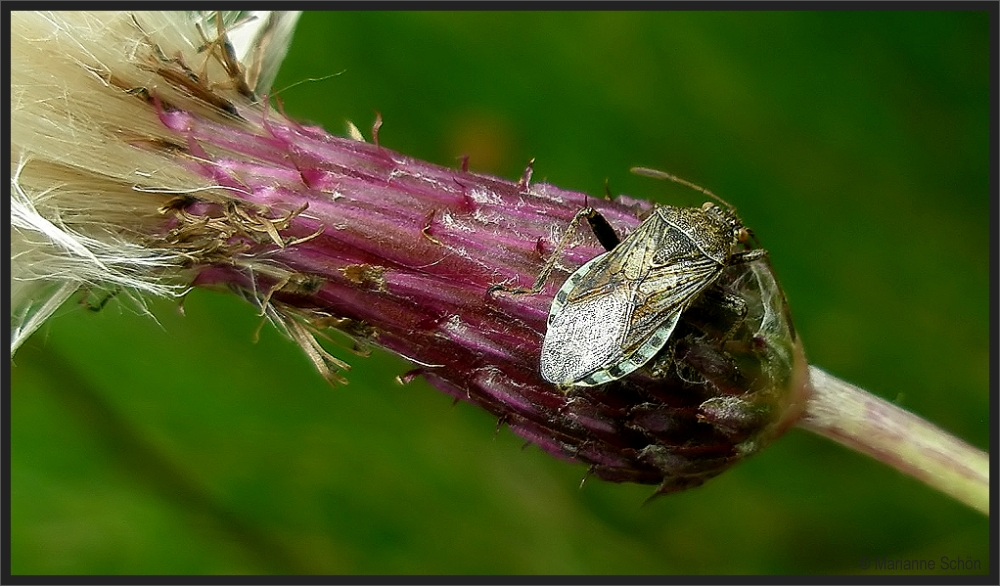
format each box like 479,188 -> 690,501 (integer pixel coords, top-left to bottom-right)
9,11 -> 300,353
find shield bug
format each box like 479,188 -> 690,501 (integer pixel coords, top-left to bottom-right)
537,168 -> 766,388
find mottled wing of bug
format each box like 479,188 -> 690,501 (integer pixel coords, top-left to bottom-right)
539,251 -> 633,386
540,205 -> 734,387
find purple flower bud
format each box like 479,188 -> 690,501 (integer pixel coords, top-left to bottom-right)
148,93 -> 809,494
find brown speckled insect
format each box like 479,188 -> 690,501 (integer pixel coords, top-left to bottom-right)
538,168 -> 767,388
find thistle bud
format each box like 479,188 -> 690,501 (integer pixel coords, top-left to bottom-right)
10,10 -> 809,496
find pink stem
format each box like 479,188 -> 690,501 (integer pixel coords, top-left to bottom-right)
799,366 -> 989,515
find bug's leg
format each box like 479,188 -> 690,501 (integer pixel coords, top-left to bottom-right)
584,207 -> 620,251
489,207 -> 618,296
713,291 -> 750,346
730,248 -> 768,264
691,249 -> 764,342
645,338 -> 679,380
693,285 -> 750,345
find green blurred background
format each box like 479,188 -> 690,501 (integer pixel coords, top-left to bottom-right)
10,10 -> 991,575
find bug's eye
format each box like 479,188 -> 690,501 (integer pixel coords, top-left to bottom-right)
701,202 -> 715,211
737,227 -> 751,243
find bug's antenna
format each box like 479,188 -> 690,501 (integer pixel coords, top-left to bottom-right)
630,167 -> 735,210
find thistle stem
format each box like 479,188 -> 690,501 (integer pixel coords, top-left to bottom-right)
799,365 -> 989,515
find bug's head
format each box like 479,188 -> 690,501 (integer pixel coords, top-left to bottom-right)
700,201 -> 754,248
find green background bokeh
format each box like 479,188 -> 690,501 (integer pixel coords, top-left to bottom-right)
9,10 -> 991,575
